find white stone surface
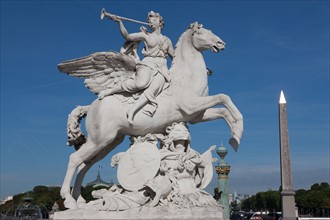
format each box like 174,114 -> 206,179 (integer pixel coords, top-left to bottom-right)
116,142 -> 160,191
54,206 -> 224,220
81,123 -> 220,212
279,90 -> 286,104
56,9 -> 243,213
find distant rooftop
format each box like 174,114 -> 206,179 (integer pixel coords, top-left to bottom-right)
86,170 -> 113,188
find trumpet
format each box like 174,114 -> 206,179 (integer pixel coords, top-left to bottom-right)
101,8 -> 150,26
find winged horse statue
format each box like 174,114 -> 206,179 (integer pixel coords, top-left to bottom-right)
57,22 -> 243,209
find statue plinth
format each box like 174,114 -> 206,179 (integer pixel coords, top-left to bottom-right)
54,206 -> 223,220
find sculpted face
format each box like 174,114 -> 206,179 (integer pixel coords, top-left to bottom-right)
184,160 -> 195,172
147,11 -> 164,30
190,23 -> 225,52
165,123 -> 191,152
173,140 -> 187,153
167,123 -> 191,142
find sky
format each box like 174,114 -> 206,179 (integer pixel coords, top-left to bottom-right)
1,0 -> 329,199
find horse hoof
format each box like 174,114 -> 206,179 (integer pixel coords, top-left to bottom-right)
64,198 -> 78,209
229,137 -> 240,152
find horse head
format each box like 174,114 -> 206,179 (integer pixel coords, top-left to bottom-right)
189,22 -> 225,53
171,22 -> 226,96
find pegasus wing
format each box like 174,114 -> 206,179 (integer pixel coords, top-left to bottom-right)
58,51 -> 136,94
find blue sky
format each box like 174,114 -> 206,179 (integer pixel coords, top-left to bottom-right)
1,1 -> 329,199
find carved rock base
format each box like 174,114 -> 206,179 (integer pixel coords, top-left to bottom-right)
53,206 -> 224,220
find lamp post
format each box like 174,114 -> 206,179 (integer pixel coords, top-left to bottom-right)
215,144 -> 231,220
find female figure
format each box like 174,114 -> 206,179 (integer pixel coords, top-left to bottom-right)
98,11 -> 174,124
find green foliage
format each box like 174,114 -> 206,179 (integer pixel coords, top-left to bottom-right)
36,194 -> 53,210
0,199 -> 12,215
296,182 -> 330,209
265,190 -> 280,211
241,190 -> 280,211
0,192 -> 33,215
311,183 -> 321,191
33,185 -> 49,194
320,182 -> 329,189
255,192 -> 267,209
0,187 -> 65,215
241,182 -> 329,212
0,184 -> 113,215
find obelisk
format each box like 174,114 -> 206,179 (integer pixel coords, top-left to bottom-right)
279,91 -> 296,220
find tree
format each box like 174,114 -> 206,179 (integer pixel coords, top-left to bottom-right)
320,182 -> 329,190
265,191 -> 280,211
295,182 -> 330,217
33,185 -> 49,194
255,192 -> 267,210
311,183 -> 320,191
295,189 -> 308,209
241,195 -> 256,211
36,194 -> 53,211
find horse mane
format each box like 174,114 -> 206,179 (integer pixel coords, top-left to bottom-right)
170,29 -> 188,70
170,28 -> 192,85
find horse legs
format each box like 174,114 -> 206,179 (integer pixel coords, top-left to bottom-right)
190,108 -> 243,151
71,136 -> 125,207
181,94 -> 243,149
60,140 -> 96,209
60,135 -> 119,209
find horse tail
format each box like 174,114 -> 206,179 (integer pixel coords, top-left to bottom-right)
67,105 -> 90,150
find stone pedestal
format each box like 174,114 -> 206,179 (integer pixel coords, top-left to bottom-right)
53,206 -> 224,220
281,190 -> 296,220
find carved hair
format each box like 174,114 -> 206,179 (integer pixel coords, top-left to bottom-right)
147,11 -> 165,29
189,22 -> 203,33
165,122 -> 188,134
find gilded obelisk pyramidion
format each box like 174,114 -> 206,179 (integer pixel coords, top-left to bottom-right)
279,91 -> 296,220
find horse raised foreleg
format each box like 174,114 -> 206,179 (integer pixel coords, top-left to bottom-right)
181,94 -> 243,149
181,94 -> 242,120
190,108 -> 243,151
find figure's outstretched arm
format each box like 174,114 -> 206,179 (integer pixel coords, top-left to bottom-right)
113,17 -> 146,42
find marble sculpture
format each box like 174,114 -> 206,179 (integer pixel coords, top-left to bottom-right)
56,8 -> 243,216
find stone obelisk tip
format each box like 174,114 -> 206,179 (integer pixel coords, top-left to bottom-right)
279,90 -> 286,104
